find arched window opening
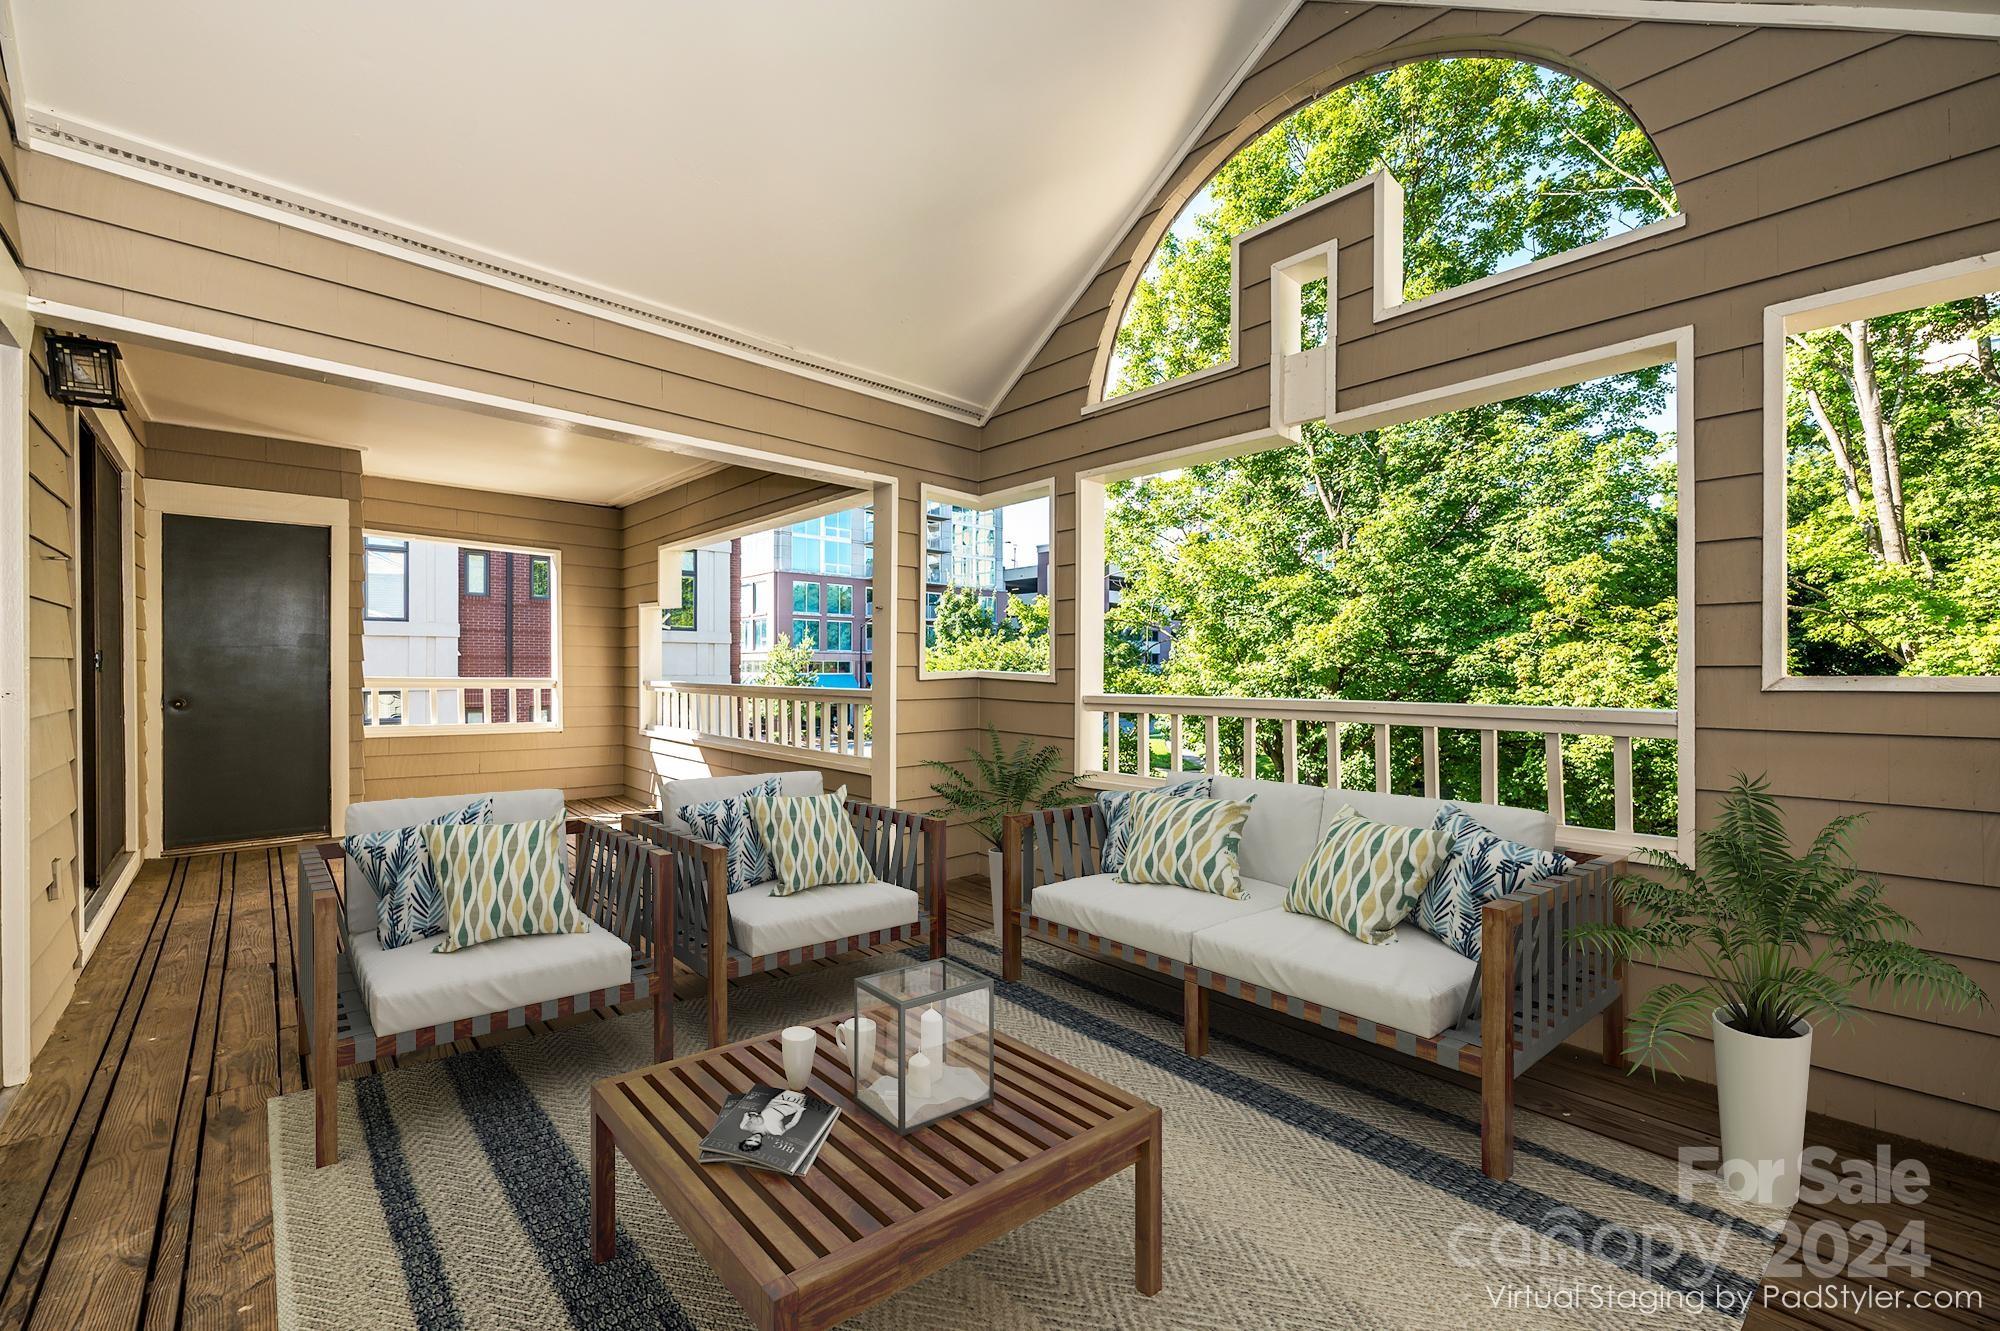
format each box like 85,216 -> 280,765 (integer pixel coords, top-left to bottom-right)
1106,57 -> 1676,399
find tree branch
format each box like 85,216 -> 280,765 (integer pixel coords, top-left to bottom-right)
1560,125 -> 1674,214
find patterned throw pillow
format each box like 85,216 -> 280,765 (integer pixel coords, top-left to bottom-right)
425,816 -> 587,953
1114,791 -> 1253,900
678,777 -> 781,895
1285,806 -> 1445,945
342,797 -> 491,948
747,786 -> 874,896
1416,804 -> 1574,962
1097,776 -> 1211,875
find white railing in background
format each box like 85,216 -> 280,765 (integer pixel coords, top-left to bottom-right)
646,681 -> 873,773
362,677 -> 560,732
1083,693 -> 1679,856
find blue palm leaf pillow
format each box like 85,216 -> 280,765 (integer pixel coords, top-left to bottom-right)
1416,803 -> 1572,962
677,776 -> 782,895
1097,776 -> 1211,875
343,796 -> 492,949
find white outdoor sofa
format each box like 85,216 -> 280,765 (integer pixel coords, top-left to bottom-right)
622,769 -> 947,1048
1000,776 -> 1627,1180
299,788 -> 671,1166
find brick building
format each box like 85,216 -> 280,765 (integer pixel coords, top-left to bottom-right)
457,547 -> 553,721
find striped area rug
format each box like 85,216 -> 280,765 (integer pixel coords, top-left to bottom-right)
270,931 -> 1783,1329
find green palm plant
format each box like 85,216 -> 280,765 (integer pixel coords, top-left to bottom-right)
1570,772 -> 1985,1072
921,726 -> 1086,848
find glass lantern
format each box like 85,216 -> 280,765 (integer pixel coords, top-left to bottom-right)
845,959 -> 994,1133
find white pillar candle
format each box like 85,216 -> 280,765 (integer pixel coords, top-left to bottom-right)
907,1050 -> 935,1100
920,1007 -> 944,1060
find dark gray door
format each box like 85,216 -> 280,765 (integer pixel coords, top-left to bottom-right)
79,423 -> 126,887
161,514 -> 331,848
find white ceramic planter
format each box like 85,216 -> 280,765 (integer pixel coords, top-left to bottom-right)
986,848 -> 1005,933
1711,1008 -> 1813,1209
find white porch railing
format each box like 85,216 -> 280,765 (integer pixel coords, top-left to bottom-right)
645,681 -> 873,773
1083,693 -> 1678,856
362,677 -> 560,732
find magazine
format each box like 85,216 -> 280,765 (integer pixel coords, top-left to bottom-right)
698,1087 -> 840,1177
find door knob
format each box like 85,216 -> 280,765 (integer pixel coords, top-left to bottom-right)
169,697 -> 190,711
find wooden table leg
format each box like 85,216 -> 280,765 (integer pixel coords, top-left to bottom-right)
1135,1110 -> 1162,1296
592,1110 -> 616,1264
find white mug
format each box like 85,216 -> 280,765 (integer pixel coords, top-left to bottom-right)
779,1026 -> 816,1091
833,1016 -> 877,1079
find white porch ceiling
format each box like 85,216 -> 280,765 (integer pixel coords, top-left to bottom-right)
120,343 -> 720,507
11,0 -> 1294,415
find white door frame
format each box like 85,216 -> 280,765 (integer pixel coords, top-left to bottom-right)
0,329 -> 29,1086
72,405 -> 144,964
143,481 -> 350,854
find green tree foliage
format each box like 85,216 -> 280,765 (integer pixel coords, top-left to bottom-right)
1103,57 -> 1683,831
752,637 -> 820,687
1784,294 -> 2000,676
926,588 -> 1052,675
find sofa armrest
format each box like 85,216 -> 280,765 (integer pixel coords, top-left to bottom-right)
845,800 -> 947,957
622,811 -> 729,965
999,802 -> 1105,980
1476,854 -> 1624,1073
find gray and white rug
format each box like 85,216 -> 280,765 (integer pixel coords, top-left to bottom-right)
270,931 -> 1784,1329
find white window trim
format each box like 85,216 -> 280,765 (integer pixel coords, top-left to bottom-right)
360,529 -> 566,734
1760,251 -> 2000,693
917,478 -> 1058,683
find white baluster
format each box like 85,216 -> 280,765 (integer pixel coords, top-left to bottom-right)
1373,724 -> 1391,794
1480,729 -> 1499,804
1545,732 -> 1566,829
1614,734 -> 1634,834
1282,718 -> 1299,784
1422,726 -> 1439,800
1203,714 -> 1220,775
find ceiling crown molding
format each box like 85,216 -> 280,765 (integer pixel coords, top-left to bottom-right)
1426,1 -> 2000,40
25,113 -> 989,425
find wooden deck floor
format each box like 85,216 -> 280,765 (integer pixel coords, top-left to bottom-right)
1,807 -> 1994,1329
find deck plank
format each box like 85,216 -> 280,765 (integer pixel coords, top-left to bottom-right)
0,798 -> 1992,1330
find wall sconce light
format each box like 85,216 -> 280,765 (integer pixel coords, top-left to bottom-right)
43,332 -> 124,409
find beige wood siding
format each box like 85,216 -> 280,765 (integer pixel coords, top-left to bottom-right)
17,151 -> 999,870
361,477 -> 625,802
979,5 -> 2000,1158
22,338 -> 147,1057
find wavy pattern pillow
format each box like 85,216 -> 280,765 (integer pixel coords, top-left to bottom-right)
1097,776 -> 1211,875
747,786 -> 873,896
678,776 -> 781,895
1114,791 -> 1252,900
1417,804 -> 1574,962
1285,806 -> 1444,945
425,816 -> 587,953
343,797 -> 491,948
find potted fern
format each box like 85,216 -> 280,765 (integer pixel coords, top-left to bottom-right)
922,726 -> 1085,929
1572,774 -> 1984,1208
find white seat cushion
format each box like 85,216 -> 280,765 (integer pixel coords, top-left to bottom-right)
1191,913 -> 1478,1039
1029,873 -> 1287,963
658,770 -> 825,835
341,788 -> 565,928
727,879 -> 918,957
347,917 -> 632,1037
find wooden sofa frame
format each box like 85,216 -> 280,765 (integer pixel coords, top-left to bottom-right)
1000,803 -> 1628,1180
299,818 -> 672,1167
622,797 -> 948,1048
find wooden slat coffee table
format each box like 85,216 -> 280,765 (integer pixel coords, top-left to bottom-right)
590,1020 -> 1163,1330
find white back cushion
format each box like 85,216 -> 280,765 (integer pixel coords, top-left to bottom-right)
342,788 -> 564,926
658,769 -> 825,834
1210,776 -> 1326,886
1319,789 -> 1556,853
